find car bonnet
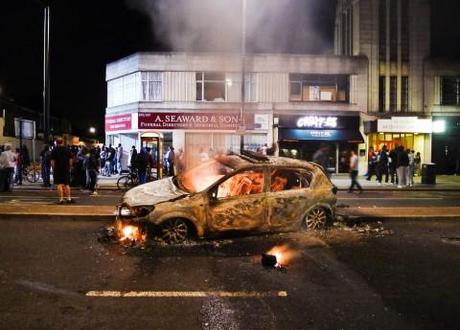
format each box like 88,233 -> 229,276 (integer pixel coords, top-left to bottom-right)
122,177 -> 188,207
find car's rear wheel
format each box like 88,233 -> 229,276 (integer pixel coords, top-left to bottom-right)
159,218 -> 190,244
303,207 -> 329,230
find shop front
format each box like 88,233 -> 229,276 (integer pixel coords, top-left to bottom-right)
364,116 -> 432,164
106,111 -> 270,170
276,113 -> 364,173
431,116 -> 460,174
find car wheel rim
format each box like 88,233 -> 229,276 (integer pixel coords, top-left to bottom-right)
305,207 -> 327,230
161,219 -> 188,244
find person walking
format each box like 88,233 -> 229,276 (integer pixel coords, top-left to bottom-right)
51,138 -> 74,204
348,150 -> 363,193
407,149 -> 415,187
366,148 -> 378,181
396,145 -> 409,188
86,147 -> 100,195
40,144 -> 52,187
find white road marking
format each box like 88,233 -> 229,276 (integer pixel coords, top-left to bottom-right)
339,197 -> 444,200
86,290 -> 288,298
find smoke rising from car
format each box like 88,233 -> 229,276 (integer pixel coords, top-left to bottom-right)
126,0 -> 335,54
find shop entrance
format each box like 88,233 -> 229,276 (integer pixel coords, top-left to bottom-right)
140,132 -> 164,179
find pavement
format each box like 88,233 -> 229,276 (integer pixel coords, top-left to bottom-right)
1,174 -> 460,221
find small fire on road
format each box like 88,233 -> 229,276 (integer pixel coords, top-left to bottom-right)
119,225 -> 145,243
262,244 -> 300,270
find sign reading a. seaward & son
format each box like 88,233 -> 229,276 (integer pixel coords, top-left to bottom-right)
138,112 -> 255,130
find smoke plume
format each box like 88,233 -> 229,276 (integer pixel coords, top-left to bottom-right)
126,0 -> 335,54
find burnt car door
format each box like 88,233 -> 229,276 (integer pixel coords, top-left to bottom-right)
206,168 -> 268,233
267,168 -> 313,230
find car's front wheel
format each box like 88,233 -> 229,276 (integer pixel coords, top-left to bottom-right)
159,218 -> 190,244
303,207 -> 329,230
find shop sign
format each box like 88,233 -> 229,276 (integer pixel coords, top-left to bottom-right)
296,116 -> 338,129
105,114 -> 132,132
377,117 -> 432,133
138,112 -> 255,130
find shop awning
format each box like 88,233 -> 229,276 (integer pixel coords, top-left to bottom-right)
279,129 -> 364,143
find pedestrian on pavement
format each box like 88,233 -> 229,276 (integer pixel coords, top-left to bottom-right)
313,143 -> 331,178
396,145 -> 409,188
0,145 -> 17,192
40,144 -> 52,187
130,145 -> 137,169
414,151 -> 421,176
389,146 -> 398,184
51,138 -> 74,204
166,146 -> 175,176
86,147 -> 101,195
116,143 -> 123,174
135,147 -> 149,184
407,149 -> 415,187
14,148 -> 23,185
377,145 -> 389,184
348,150 -> 363,193
176,148 -> 185,174
366,148 -> 378,181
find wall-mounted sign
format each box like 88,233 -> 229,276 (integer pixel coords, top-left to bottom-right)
14,118 -> 35,139
138,112 -> 255,130
105,114 -> 132,132
377,117 -> 432,133
296,116 -> 338,129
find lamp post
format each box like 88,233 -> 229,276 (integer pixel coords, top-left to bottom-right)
33,0 -> 51,143
239,0 -> 247,153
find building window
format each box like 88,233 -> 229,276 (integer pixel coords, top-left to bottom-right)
379,76 -> 408,112
379,76 -> 385,112
141,72 -> 162,101
245,73 -> 257,102
401,76 -> 409,111
379,0 -> 387,61
441,77 -> 460,106
196,72 -> 226,102
390,76 -> 397,111
107,72 -> 142,107
289,74 -> 349,103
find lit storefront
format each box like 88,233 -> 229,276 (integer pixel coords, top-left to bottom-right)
364,116 -> 432,163
431,116 -> 460,174
105,111 -> 270,169
275,113 -> 364,173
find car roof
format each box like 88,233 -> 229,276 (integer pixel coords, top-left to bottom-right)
216,151 -> 316,171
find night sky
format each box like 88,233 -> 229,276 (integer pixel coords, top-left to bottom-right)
0,0 -> 459,138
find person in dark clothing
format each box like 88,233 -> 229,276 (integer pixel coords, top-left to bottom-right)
396,145 -> 409,188
51,138 -> 74,204
388,147 -> 398,184
376,145 -> 389,184
86,147 -> 101,195
40,144 -> 52,187
130,146 -> 138,169
313,143 -> 331,178
14,148 -> 23,185
366,148 -> 378,181
135,148 -> 149,184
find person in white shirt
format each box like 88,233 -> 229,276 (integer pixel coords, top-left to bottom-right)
348,150 -> 363,193
0,144 -> 17,192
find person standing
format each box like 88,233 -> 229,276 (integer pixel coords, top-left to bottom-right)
14,148 -> 23,185
0,145 -> 17,192
166,146 -> 175,176
348,150 -> 363,193
414,151 -> 421,176
51,138 -> 74,204
389,146 -> 398,184
135,148 -> 149,184
396,145 -> 409,189
376,145 -> 389,184
86,147 -> 101,195
40,144 -> 52,187
366,148 -> 378,181
407,149 -> 415,187
116,143 -> 123,174
313,143 -> 331,178
130,146 -> 137,169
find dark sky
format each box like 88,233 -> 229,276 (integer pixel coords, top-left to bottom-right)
0,0 -> 459,137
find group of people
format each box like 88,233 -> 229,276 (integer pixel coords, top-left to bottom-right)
100,144 -> 123,177
366,146 -> 421,188
0,144 -> 32,192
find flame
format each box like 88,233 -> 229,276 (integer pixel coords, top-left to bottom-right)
179,160 -> 229,192
266,245 -> 299,267
119,225 -> 145,242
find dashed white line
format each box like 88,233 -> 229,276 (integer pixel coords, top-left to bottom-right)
86,290 -> 288,298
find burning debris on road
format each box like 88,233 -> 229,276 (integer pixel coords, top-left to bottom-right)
261,244 -> 300,272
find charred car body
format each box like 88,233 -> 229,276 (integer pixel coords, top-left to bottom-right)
116,152 -> 337,244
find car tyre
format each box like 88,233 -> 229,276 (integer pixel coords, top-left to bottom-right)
159,218 -> 190,244
303,207 -> 329,231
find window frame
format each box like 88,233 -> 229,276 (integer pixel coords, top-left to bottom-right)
269,167 -> 313,193
196,72 -> 227,102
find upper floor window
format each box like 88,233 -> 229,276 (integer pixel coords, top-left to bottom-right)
245,73 -> 257,102
141,72 -> 162,102
196,72 -> 226,102
289,74 -> 349,103
441,77 -> 460,106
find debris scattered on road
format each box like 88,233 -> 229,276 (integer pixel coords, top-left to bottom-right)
441,236 -> 460,246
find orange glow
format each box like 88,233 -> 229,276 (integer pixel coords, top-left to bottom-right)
119,225 -> 145,242
266,245 -> 299,267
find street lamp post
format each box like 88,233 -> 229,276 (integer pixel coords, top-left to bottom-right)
43,4 -> 51,143
239,0 -> 247,153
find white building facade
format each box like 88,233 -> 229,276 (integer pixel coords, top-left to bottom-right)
105,52 -> 369,173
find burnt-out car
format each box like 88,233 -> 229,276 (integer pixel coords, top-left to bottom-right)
116,152 -> 337,244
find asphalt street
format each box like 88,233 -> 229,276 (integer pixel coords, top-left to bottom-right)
0,218 -> 459,329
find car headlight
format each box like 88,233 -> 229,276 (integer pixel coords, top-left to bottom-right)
119,205 -> 154,218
